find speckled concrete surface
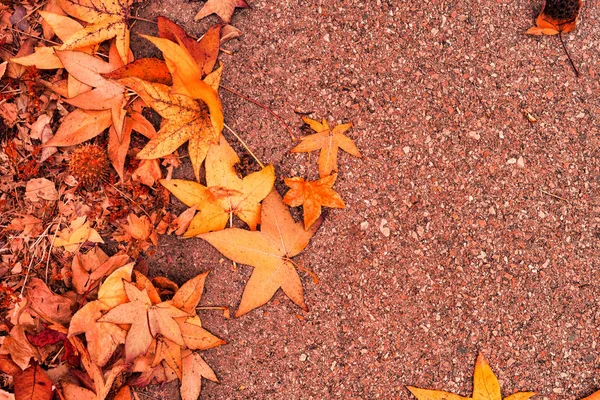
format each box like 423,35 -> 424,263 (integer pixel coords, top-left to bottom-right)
137,0 -> 600,398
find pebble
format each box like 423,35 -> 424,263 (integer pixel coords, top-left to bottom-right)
506,158 -> 517,164
379,219 -> 390,237
299,354 -> 307,362
360,221 -> 369,231
517,156 -> 525,168
468,131 -> 480,140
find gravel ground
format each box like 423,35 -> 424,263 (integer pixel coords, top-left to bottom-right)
133,0 -> 600,398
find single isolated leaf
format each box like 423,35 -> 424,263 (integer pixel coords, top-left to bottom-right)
407,353 -> 535,400
57,0 -> 133,63
284,173 -> 345,230
201,189 -> 322,317
194,0 -> 250,23
122,78 -> 219,181
291,116 -> 361,178
526,0 -> 583,35
161,136 -> 275,235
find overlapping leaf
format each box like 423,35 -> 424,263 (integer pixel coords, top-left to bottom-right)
201,189 -> 322,316
526,0 -> 582,35
161,136 -> 275,235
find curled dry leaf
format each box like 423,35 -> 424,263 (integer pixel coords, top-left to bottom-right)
53,216 -> 104,252
13,364 -> 53,400
291,116 -> 361,178
0,325 -> 41,370
284,173 -> 345,230
71,248 -> 130,294
201,189 -> 322,317
26,278 -> 74,325
407,353 -> 535,400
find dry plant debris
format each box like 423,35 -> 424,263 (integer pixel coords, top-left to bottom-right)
526,0 -> 583,35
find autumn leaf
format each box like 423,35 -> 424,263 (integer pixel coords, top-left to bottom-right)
26,278 -> 74,325
99,281 -> 190,361
25,178 -> 59,202
284,173 -> 345,230
121,78 -> 219,181
161,136 -> 275,235
13,364 -> 53,400
582,391 -> 600,400
53,216 -> 104,252
57,0 -> 133,63
194,0 -> 250,23
526,0 -> 582,35
201,189 -> 322,317
407,353 -> 535,400
70,248 -> 130,294
0,326 -> 41,370
180,350 -> 218,400
291,116 -> 361,178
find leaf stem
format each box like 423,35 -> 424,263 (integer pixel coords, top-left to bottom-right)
221,84 -> 297,141
558,32 -> 579,77
288,258 -> 319,284
223,123 -> 265,169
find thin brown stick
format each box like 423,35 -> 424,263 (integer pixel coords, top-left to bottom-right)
223,123 -> 265,168
558,32 -> 579,77
541,189 -> 570,204
129,16 -> 157,24
221,84 -> 297,141
7,26 -> 61,46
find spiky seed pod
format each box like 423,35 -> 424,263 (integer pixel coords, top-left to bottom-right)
69,144 -> 109,187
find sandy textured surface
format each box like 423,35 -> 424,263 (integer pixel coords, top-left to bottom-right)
134,0 -> 600,398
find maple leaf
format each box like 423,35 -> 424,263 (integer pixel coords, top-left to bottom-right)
407,353 -> 535,400
526,0 -> 582,35
70,248 -> 130,294
26,278 -> 74,325
194,0 -> 250,23
284,173 -> 345,230
161,136 -> 275,235
99,281 -> 190,361
13,365 -> 53,400
180,350 -> 218,400
201,189 -> 322,317
121,77 -> 220,181
291,116 -> 361,178
56,0 -> 133,63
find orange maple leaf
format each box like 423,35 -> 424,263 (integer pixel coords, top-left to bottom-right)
291,116 -> 361,178
201,189 -> 321,317
283,173 -> 345,230
194,0 -> 250,23
526,0 -> 583,35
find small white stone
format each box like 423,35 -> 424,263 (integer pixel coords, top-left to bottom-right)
506,158 -> 517,164
517,156 -> 525,168
403,146 -> 411,154
360,221 -> 369,231
323,33 -> 330,42
468,131 -> 480,140
299,354 -> 307,362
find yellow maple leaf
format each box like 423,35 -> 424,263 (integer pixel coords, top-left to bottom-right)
291,116 -> 361,178
57,0 -> 132,63
407,353 -> 535,400
160,136 -> 275,235
53,216 -> 104,252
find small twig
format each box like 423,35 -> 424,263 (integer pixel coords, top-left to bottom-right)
221,84 -> 297,141
128,15 -> 156,24
223,123 -> 265,168
558,32 -> 579,77
7,26 -> 61,46
107,183 -> 151,217
541,189 -> 570,204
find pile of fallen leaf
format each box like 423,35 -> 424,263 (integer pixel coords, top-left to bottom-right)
0,0 -> 361,398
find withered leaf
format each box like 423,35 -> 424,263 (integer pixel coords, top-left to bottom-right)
180,350 -> 218,400
13,364 -> 53,400
26,278 -> 74,325
284,173 -> 345,230
57,0 -> 133,63
291,117 -> 361,178
201,189 -> 322,317
526,0 -> 582,35
194,0 -> 250,23
407,353 -> 535,400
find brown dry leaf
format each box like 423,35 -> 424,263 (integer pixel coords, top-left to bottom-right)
526,0 -> 582,35
121,78 -> 219,181
25,178 -> 59,202
7,215 -> 44,237
57,0 -> 132,63
220,25 -> 242,44
61,381 -> 96,400
71,248 -> 129,294
0,61 -> 7,79
6,39 -> 34,79
26,278 -> 74,325
201,189 -> 322,317
53,216 -> 104,252
132,159 -> 163,187
13,364 -> 53,400
0,325 -> 41,370
134,271 -> 162,305
194,0 -> 250,23
161,137 -> 274,235
152,337 -> 182,380
68,300 -> 126,367
121,214 -> 153,242
99,281 -> 189,361
180,350 -> 218,400
97,263 -> 134,309
407,353 -> 535,400
284,173 -> 345,230
291,117 -> 361,178
102,58 -> 173,85
178,315 -> 225,351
